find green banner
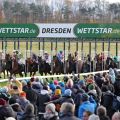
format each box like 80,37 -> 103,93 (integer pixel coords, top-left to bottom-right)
74,24 -> 120,38
0,23 -> 120,38
0,24 -> 39,38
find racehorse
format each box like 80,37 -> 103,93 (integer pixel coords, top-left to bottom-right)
26,57 -> 38,76
105,57 -> 118,69
66,53 -> 83,74
38,56 -> 51,75
52,55 -> 64,74
66,53 -> 76,73
0,60 -> 6,78
5,53 -> 26,77
5,53 -> 12,77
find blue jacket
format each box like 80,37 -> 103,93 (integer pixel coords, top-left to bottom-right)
78,101 -> 95,119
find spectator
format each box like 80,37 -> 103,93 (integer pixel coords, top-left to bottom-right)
24,81 -> 38,115
6,117 -> 16,120
0,98 -> 16,120
49,80 -> 56,93
88,114 -> 100,120
8,79 -> 22,98
78,93 -> 96,119
114,74 -> 120,96
97,106 -> 110,120
109,68 -> 115,84
20,103 -> 35,120
112,112 -> 120,120
51,88 -> 61,101
37,86 -> 51,113
83,111 -> 92,120
72,84 -> 85,116
88,84 -> 98,103
94,73 -> 104,89
101,85 -> 114,118
59,102 -> 80,120
44,103 -> 59,120
11,103 -> 23,120
66,78 -> 73,89
16,91 -> 30,111
53,89 -> 74,105
59,81 -> 65,94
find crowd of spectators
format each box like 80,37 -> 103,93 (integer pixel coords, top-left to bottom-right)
0,68 -> 120,120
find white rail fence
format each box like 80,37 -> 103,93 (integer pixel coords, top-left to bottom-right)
0,69 -> 120,83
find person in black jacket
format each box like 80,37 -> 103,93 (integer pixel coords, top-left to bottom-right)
59,102 -> 80,120
101,85 -> 114,118
24,81 -> 38,115
72,84 -> 85,117
114,74 -> 120,96
51,89 -> 74,107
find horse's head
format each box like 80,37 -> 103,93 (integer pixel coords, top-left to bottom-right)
68,53 -> 74,61
38,56 -> 45,64
53,55 -> 58,63
38,56 -> 42,62
26,58 -> 33,64
5,54 -> 12,61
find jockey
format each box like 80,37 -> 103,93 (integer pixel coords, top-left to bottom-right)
43,52 -> 51,64
57,50 -> 64,63
12,50 -> 23,65
74,51 -> 79,61
31,53 -> 38,63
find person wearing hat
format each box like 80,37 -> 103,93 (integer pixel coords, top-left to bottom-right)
49,80 -> 56,93
51,88 -> 62,101
78,93 -> 96,119
57,50 -> 64,64
16,91 -> 30,111
43,52 -> 51,64
46,89 -> 74,113
50,89 -> 74,105
59,81 -> 65,94
0,98 -> 16,120
44,103 -> 59,120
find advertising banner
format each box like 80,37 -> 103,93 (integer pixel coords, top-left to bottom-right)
0,23 -> 120,38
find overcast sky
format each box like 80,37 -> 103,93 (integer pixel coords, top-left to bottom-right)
108,0 -> 120,3
72,0 -> 120,3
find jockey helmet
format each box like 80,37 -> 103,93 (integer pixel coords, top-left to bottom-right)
59,50 -> 63,53
44,51 -> 48,55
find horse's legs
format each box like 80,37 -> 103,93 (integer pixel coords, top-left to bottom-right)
30,72 -> 32,77
0,73 -> 1,78
3,71 -> 5,79
33,72 -> 36,76
19,72 -> 23,77
24,72 -> 27,77
7,70 -> 9,77
49,71 -> 52,75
